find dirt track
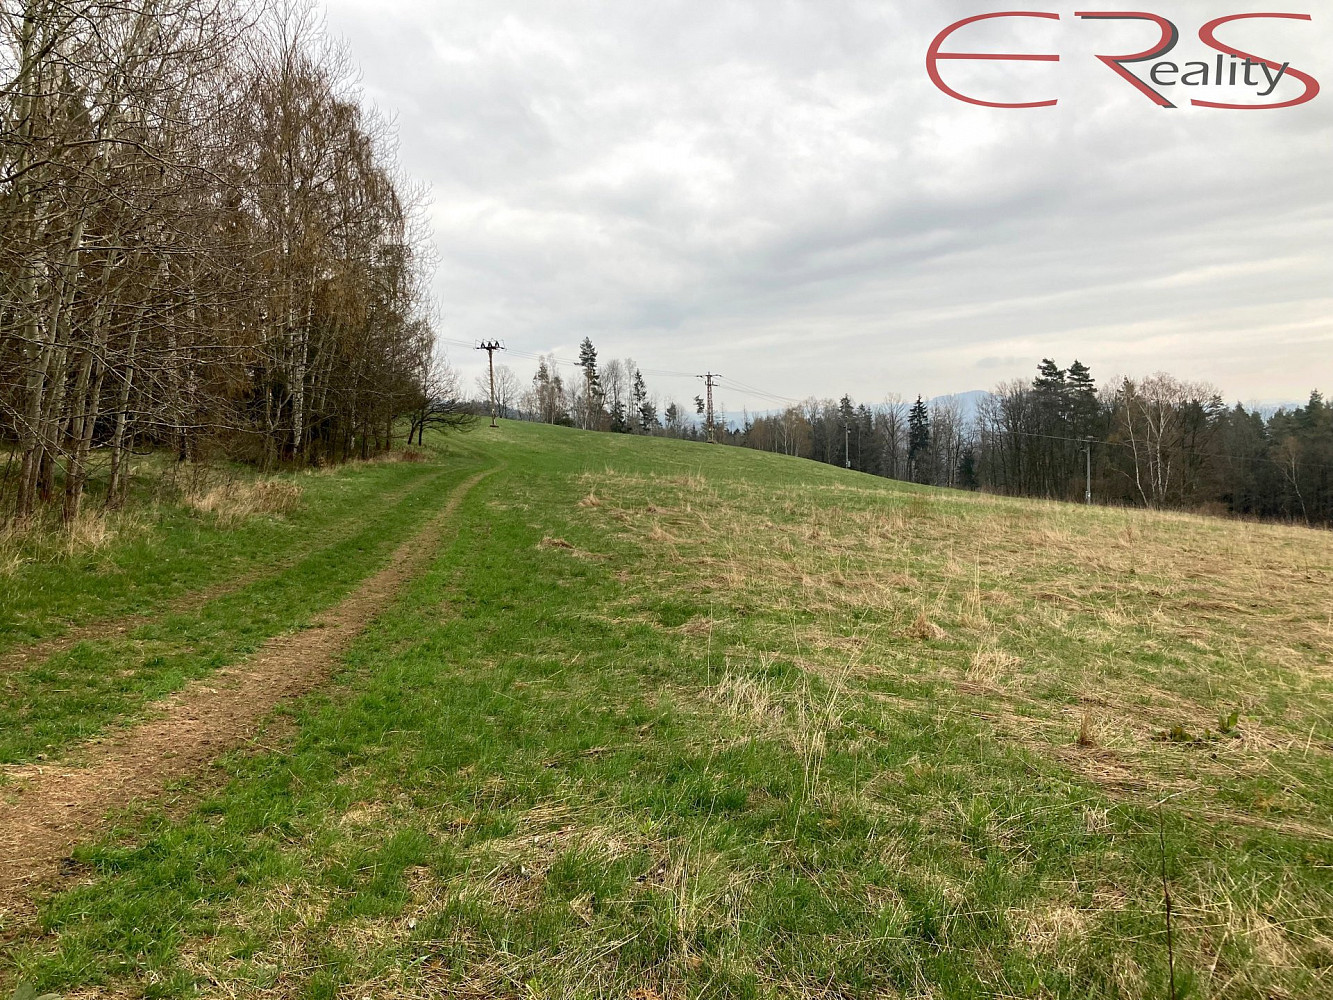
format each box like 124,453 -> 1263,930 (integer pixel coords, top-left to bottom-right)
0,468 -> 490,912
0,471 -> 442,678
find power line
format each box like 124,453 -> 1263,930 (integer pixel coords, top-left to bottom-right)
439,336 -> 1331,475
440,337 -> 802,412
719,375 -> 802,406
440,337 -> 696,379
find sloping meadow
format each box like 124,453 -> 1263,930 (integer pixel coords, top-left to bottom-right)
7,423 -> 1332,999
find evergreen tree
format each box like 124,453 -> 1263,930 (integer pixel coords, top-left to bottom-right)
577,337 -> 604,429
1033,358 -> 1068,399
632,368 -> 655,432
532,360 -> 555,424
1031,359 -> 1075,497
838,395 -> 855,468
609,397 -> 629,433
552,372 -> 569,425
1067,360 -> 1099,436
908,396 -> 931,484
855,403 -> 873,473
958,446 -> 978,489
578,337 -> 598,380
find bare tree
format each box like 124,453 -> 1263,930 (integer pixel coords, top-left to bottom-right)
0,0 -> 443,520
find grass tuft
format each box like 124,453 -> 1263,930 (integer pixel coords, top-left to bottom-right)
907,610 -> 947,641
1077,709 -> 1097,747
184,477 -> 303,527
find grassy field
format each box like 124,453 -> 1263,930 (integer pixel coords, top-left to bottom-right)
0,453 -> 486,764
3,421 -> 1332,999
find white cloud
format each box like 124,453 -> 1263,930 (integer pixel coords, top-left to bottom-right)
323,0 -> 1333,406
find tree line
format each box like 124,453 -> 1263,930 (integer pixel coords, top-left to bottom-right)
1,0 -> 441,522
740,362 -> 1332,527
489,338 -> 701,438
492,342 -> 1330,527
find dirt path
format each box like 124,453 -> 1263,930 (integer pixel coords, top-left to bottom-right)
0,469 -> 448,678
0,467 -> 491,912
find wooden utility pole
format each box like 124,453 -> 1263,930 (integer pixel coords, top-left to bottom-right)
476,340 -> 505,427
697,373 -> 720,443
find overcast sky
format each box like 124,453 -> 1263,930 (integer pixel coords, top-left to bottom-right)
321,0 -> 1332,413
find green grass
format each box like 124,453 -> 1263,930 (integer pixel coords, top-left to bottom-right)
4,421 -> 1333,998
0,449 -> 488,764
0,455 -> 440,650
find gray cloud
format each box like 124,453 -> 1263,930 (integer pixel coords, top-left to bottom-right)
324,0 -> 1333,408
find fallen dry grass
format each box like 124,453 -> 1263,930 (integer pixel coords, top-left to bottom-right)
185,478 -> 303,527
0,506 -> 148,576
575,467 -> 1333,842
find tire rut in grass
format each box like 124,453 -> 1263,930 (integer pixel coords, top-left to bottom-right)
0,467 -> 492,907
0,465 -> 447,678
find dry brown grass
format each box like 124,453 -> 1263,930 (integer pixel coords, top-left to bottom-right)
0,506 -> 149,575
360,446 -> 430,465
1077,709 -> 1096,748
569,465 -> 1333,840
185,477 -> 302,527
906,610 -> 946,641
968,645 -> 1023,688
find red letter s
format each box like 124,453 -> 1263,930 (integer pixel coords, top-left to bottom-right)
927,12 -> 1061,109
1194,13 -> 1319,109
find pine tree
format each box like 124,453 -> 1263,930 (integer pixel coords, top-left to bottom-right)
532,360 -> 554,424
551,372 -> 570,425
957,447 -> 978,489
633,368 -> 656,431
1067,360 -> 1099,437
1032,359 -> 1071,497
578,337 -> 598,379
577,337 -> 603,429
856,403 -> 873,473
1033,358 -> 1070,427
908,396 -> 931,484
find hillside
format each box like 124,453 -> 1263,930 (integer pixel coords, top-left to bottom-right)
3,421 -> 1333,999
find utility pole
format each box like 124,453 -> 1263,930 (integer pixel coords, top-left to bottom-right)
476,340 -> 505,428
697,372 -> 720,443
1083,438 -> 1093,504
844,422 -> 851,469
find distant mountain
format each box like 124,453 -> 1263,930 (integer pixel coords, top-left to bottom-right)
722,391 -> 1314,431
724,389 -> 995,428
927,389 -> 991,424
1242,400 -> 1308,419
927,393 -> 1314,425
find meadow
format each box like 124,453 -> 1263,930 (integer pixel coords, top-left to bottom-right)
2,421 -> 1331,999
